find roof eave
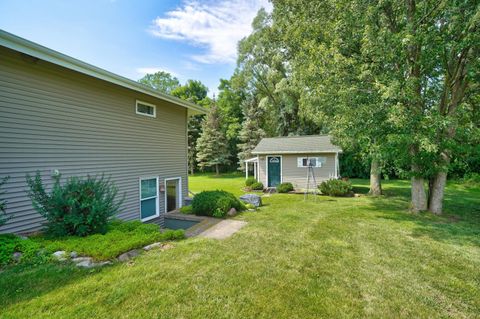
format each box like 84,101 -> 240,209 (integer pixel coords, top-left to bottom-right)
251,150 -> 343,155
0,30 -> 206,115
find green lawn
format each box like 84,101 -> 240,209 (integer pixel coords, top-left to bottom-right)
1,175 -> 479,318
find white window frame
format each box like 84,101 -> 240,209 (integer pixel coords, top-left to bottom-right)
297,157 -> 324,168
139,176 -> 159,222
266,155 -> 283,188
164,177 -> 182,213
136,100 -> 156,118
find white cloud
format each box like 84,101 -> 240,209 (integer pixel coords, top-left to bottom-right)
136,67 -> 179,78
149,0 -> 271,64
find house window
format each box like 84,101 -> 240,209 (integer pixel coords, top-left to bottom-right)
297,157 -> 325,168
136,100 -> 156,117
140,177 -> 159,221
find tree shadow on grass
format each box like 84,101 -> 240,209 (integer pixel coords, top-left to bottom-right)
364,185 -> 480,247
0,262 -> 110,309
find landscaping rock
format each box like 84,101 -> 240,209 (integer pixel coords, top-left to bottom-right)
72,257 -> 93,268
227,207 -> 237,217
52,250 -> 67,261
70,251 -> 78,258
143,242 -> 164,251
94,261 -> 112,267
117,249 -> 140,262
12,252 -> 22,262
239,194 -> 262,207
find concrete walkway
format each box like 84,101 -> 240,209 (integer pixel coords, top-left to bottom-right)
198,220 -> 247,239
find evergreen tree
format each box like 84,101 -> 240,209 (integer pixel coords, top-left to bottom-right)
237,96 -> 265,171
196,100 -> 230,175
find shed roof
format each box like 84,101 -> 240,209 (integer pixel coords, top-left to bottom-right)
251,135 -> 342,154
0,29 -> 206,115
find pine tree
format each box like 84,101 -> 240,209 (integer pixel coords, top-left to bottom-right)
237,96 -> 265,171
196,100 -> 230,175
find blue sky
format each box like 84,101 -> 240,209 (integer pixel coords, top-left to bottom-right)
0,0 -> 270,96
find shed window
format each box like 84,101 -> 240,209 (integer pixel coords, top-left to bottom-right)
136,100 -> 156,117
140,177 -> 159,221
297,157 -> 325,168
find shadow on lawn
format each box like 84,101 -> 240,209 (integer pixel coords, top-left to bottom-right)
365,184 -> 480,247
0,262 -> 109,309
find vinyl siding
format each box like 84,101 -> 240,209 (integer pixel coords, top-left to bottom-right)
0,46 -> 188,234
257,153 -> 337,189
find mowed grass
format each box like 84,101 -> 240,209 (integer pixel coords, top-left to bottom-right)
0,175 -> 479,318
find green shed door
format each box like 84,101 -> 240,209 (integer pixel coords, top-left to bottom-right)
267,156 -> 281,187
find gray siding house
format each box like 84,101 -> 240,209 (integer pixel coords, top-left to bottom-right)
246,136 -> 342,189
0,30 -> 205,234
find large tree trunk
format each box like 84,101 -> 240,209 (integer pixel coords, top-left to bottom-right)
411,175 -> 427,212
428,171 -> 447,214
368,159 -> 382,195
215,164 -> 220,175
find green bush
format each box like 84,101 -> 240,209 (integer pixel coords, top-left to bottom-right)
245,177 -> 256,187
319,179 -> 353,196
277,182 -> 294,193
245,203 -> 256,210
192,190 -> 245,218
0,234 -> 48,266
251,182 -> 264,190
26,172 -> 124,237
463,172 -> 480,187
32,220 -> 184,261
179,205 -> 193,214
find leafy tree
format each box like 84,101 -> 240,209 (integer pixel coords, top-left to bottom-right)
196,101 -> 230,175
138,71 -> 180,94
217,77 -> 246,168
171,80 -> 211,175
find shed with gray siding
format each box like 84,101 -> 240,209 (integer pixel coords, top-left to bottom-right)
247,136 -> 342,189
0,30 -> 205,234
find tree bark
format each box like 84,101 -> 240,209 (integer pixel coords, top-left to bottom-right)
411,175 -> 427,212
368,159 -> 382,195
428,171 -> 447,214
215,164 -> 220,175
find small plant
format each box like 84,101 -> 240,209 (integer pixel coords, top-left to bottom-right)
26,171 -> 124,237
0,176 -> 10,227
319,179 -> 352,197
277,182 -> 294,193
0,234 -> 48,266
192,190 -> 245,218
463,172 -> 480,187
245,203 -> 256,210
179,205 -> 193,214
245,177 -> 256,187
251,182 -> 264,190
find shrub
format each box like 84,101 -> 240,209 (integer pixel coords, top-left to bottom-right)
0,176 -> 10,227
251,182 -> 264,190
0,234 -> 48,266
192,190 -> 245,218
245,177 -> 256,187
179,205 -> 193,214
463,172 -> 480,187
277,182 -> 294,193
319,179 -> 353,196
26,171 -> 124,237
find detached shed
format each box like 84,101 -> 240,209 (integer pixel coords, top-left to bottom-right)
246,135 -> 342,189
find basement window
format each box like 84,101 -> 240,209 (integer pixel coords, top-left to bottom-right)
136,100 -> 156,118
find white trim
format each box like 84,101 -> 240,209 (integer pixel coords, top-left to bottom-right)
0,30 -> 206,116
266,155 -> 283,188
244,157 -> 258,163
136,100 -> 156,118
164,177 -> 182,213
252,150 -> 342,155
335,152 -> 340,178
139,176 -> 159,222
